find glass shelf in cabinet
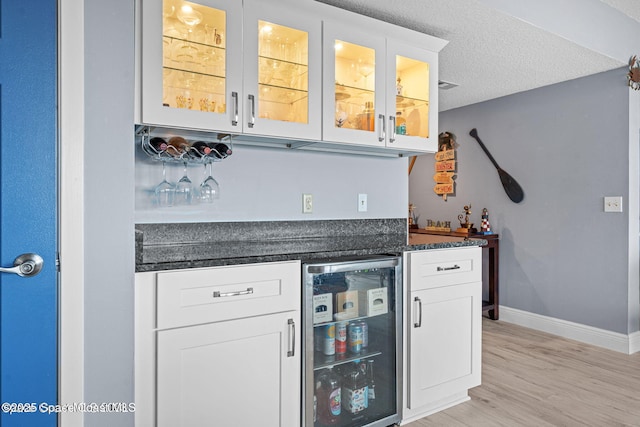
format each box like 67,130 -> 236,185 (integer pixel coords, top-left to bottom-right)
163,66 -> 226,84
162,34 -> 226,52
259,56 -> 308,91
396,95 -> 428,109
163,37 -> 226,76
258,83 -> 308,105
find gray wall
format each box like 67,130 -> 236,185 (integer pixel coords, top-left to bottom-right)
84,0 -> 135,425
410,68 -> 633,334
135,144 -> 409,223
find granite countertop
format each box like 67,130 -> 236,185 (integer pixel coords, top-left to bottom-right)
135,220 -> 486,272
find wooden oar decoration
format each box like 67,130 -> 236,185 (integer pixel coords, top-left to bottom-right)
469,128 -> 524,203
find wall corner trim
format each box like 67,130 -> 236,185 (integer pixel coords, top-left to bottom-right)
500,306 -> 638,355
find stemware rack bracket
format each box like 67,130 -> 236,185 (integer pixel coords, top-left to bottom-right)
136,125 -> 233,164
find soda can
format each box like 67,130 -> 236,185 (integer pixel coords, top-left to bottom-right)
323,324 -> 336,356
335,321 -> 348,354
359,320 -> 368,348
348,323 -> 363,354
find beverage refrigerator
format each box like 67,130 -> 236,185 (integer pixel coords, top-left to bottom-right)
302,256 -> 402,427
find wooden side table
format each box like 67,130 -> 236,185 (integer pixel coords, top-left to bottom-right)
410,229 -> 499,320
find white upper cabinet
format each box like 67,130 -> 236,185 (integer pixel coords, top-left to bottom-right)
242,0 -> 321,140
138,0 -> 446,155
322,23 -> 387,148
386,40 -> 439,153
140,0 -> 321,140
141,0 -> 243,133
322,22 -> 440,153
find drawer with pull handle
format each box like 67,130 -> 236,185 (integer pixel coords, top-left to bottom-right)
407,247 -> 481,290
155,261 -> 300,329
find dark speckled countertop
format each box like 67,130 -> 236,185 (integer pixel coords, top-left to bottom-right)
135,219 -> 485,272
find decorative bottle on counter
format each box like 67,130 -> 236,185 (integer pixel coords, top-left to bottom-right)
316,368 -> 341,425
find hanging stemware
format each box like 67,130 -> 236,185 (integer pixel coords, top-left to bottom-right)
198,160 -> 220,203
155,161 -> 175,207
175,161 -> 194,205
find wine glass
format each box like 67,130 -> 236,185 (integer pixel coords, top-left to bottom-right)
155,161 -> 175,207
358,61 -> 374,90
198,161 -> 220,203
176,5 -> 202,67
175,162 -> 194,205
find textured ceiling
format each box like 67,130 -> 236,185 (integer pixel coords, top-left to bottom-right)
315,0 -> 640,111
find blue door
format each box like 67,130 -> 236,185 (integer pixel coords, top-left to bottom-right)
0,0 -> 58,425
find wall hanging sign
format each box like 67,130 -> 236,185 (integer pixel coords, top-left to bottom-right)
434,132 -> 457,201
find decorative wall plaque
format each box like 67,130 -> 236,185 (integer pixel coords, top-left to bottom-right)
434,132 -> 457,201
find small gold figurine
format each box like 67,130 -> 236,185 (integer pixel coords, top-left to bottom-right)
456,204 -> 477,234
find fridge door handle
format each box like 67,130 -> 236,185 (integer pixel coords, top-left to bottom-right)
287,318 -> 295,357
414,296 -> 422,328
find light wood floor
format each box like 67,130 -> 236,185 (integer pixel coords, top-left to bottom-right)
406,319 -> 640,426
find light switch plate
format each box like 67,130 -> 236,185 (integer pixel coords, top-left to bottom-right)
358,193 -> 368,212
604,196 -> 623,213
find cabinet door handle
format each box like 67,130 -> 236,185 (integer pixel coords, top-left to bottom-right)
437,264 -> 461,271
389,115 -> 396,143
213,287 -> 254,298
248,94 -> 255,128
414,296 -> 422,328
287,318 -> 295,357
231,92 -> 239,126
378,113 -> 386,142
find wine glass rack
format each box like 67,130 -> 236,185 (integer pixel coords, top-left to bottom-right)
136,125 -> 233,164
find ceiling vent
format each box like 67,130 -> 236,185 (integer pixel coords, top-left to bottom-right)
438,80 -> 459,90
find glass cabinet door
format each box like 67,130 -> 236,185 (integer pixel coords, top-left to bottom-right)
242,0 -> 321,140
322,23 -> 386,147
385,41 -> 438,152
141,0 -> 243,132
162,0 -> 226,114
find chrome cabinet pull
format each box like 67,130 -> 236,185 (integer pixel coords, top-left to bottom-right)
0,253 -> 43,278
287,318 -> 295,357
414,296 -> 422,328
437,264 -> 461,271
248,94 -> 255,128
213,287 -> 254,298
389,115 -> 396,143
378,113 -> 386,142
231,92 -> 239,126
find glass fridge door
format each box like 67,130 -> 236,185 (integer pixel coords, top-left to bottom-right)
303,256 -> 402,427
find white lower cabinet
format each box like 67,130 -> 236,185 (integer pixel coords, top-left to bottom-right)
135,260 -> 301,427
402,247 -> 482,424
156,311 -> 298,426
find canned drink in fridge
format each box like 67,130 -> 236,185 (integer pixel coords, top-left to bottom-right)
335,321 -> 348,354
359,320 -> 368,348
348,323 -> 363,354
323,324 -> 336,356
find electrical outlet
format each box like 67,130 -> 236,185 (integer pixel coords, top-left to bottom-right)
303,194 -> 313,213
358,193 -> 368,212
604,196 -> 623,213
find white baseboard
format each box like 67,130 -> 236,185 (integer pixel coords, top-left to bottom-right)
500,306 -> 639,355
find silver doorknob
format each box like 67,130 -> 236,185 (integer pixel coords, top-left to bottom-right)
0,253 -> 44,278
